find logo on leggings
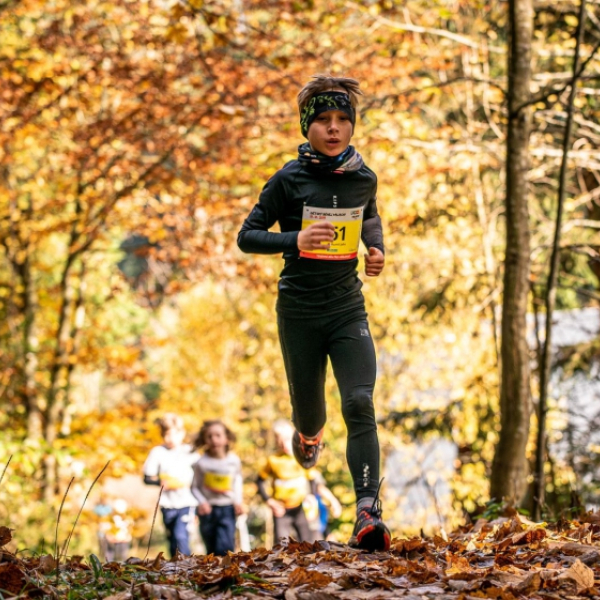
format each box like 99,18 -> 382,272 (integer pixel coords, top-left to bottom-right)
360,329 -> 370,337
362,464 -> 370,488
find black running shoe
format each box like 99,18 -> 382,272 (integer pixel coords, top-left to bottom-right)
292,430 -> 322,469
349,480 -> 391,551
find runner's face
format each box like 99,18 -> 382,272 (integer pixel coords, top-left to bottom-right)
307,109 -> 353,157
205,424 -> 228,456
163,428 -> 185,449
275,432 -> 293,455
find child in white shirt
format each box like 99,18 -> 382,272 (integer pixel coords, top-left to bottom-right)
191,420 -> 244,555
143,413 -> 199,557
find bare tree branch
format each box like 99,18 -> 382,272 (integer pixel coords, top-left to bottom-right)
533,0 -> 587,522
346,0 -> 484,49
518,37 -> 600,113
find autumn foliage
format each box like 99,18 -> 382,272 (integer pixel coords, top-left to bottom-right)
2,514 -> 600,598
1,0 -> 600,564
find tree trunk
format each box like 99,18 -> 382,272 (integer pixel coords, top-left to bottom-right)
42,253 -> 79,500
489,0 -> 534,505
21,253 -> 44,440
9,194 -> 44,440
533,0 -> 587,521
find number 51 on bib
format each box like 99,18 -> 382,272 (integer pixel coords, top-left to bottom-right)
300,205 -> 364,261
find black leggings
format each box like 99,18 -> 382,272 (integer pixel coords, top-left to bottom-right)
278,308 -> 380,500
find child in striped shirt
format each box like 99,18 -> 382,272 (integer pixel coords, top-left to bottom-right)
191,420 -> 244,556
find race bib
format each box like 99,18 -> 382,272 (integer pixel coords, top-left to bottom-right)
160,475 -> 185,490
273,477 -> 308,505
204,471 -> 233,493
300,205 -> 364,261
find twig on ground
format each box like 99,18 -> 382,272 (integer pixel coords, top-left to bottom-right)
55,477 -> 74,587
0,455 -> 12,487
144,486 -> 164,562
61,461 -> 110,560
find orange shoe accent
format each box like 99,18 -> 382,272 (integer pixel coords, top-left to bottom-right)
292,429 -> 323,469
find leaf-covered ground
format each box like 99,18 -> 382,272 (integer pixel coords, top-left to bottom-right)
1,514 -> 600,599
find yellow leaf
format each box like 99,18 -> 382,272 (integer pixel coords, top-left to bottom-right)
564,15 -> 579,27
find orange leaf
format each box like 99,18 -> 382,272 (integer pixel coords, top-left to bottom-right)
287,567 -> 334,588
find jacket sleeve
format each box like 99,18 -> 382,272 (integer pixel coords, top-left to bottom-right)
237,173 -> 299,254
191,463 -> 208,505
142,446 -> 161,484
361,178 -> 384,254
256,475 -> 271,502
362,213 -> 384,253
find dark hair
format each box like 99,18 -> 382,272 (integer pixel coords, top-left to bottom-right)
194,419 -> 236,451
297,74 -> 363,114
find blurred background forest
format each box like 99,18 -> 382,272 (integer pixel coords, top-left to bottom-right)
1,0 -> 600,557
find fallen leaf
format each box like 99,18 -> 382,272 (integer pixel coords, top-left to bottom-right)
411,584 -> 446,595
511,571 -> 542,594
285,587 -> 339,600
38,554 -> 57,574
139,582 -> 180,599
0,526 -> 12,547
103,593 -> 131,600
557,558 -> 595,593
0,563 -> 27,595
287,566 -> 334,588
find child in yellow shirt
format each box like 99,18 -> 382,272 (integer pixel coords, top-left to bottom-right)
257,420 -> 318,544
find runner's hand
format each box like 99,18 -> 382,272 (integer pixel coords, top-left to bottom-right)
267,498 -> 286,518
364,247 -> 384,276
297,222 -> 335,251
197,502 -> 212,516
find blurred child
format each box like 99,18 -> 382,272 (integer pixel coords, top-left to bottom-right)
191,420 -> 244,556
93,493 -> 113,560
94,497 -> 134,562
104,498 -> 134,561
143,413 -> 199,557
305,474 -> 343,541
257,419 -> 319,544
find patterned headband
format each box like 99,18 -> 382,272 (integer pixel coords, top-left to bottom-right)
299,92 -> 356,138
